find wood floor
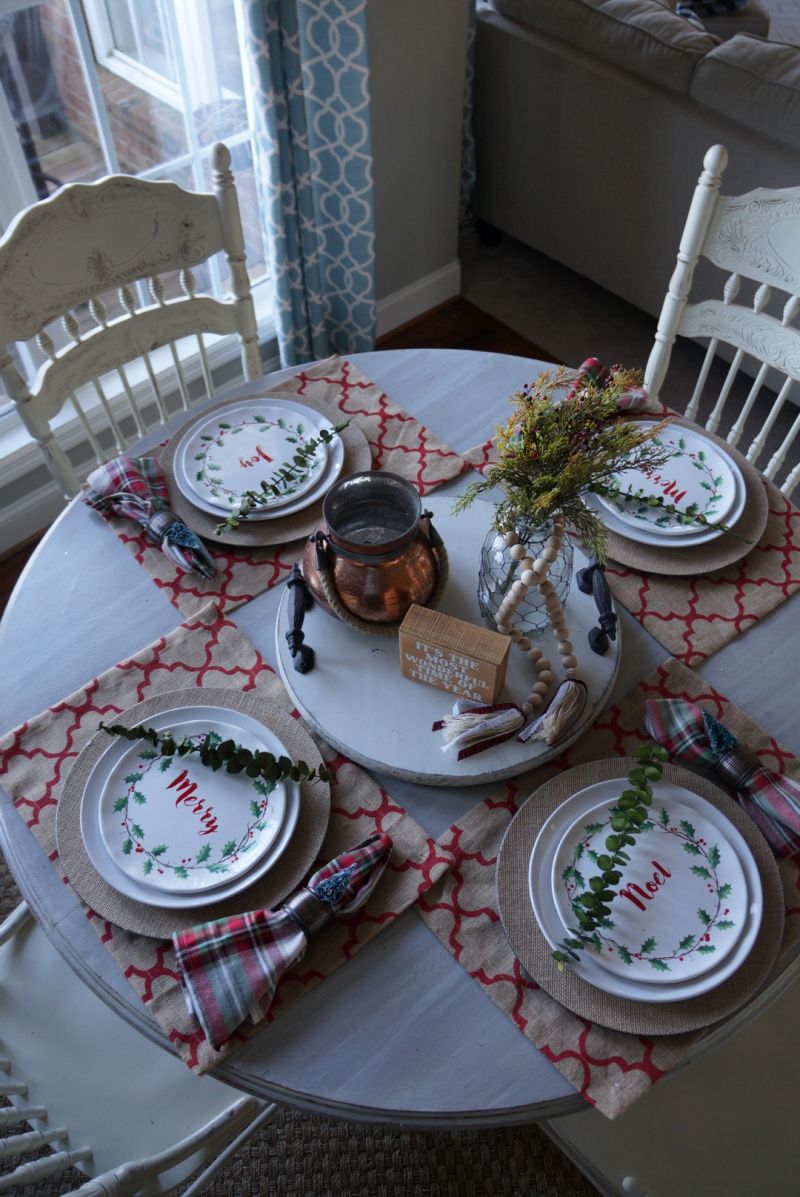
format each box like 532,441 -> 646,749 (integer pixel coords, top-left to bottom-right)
0,298 -> 550,617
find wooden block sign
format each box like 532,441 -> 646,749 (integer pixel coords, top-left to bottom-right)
399,604 -> 510,703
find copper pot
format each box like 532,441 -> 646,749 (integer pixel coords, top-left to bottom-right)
302,472 -> 444,625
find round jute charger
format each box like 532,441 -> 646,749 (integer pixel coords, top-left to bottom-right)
496,758 -> 784,1036
603,419 -> 769,576
159,390 -> 373,548
56,687 -> 331,939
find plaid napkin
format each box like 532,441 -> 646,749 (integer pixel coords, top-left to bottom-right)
173,833 -> 392,1049
83,455 -> 216,578
644,698 -> 800,856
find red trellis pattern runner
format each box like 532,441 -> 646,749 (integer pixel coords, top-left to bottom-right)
416,657 -> 800,1119
98,356 -> 470,617
461,443 -> 800,666
605,484 -> 800,666
0,605 -> 453,1073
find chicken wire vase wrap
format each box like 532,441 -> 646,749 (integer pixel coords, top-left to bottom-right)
477,520 -> 574,634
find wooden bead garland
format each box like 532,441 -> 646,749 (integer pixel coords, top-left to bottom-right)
493,518 -> 580,716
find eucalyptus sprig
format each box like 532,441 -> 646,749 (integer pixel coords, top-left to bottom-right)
99,721 -> 330,785
592,481 -> 752,545
214,420 -> 350,536
552,744 -> 668,971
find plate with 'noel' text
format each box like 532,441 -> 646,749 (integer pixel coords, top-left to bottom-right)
551,790 -> 750,983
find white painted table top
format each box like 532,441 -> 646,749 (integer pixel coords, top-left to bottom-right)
1,349 -> 799,1128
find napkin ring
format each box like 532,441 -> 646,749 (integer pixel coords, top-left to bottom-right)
144,510 -> 183,545
714,746 -> 761,789
284,888 -> 333,937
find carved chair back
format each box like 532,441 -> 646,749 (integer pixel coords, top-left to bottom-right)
644,144 -> 800,498
0,142 -> 262,499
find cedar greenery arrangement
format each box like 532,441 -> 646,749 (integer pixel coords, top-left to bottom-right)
99,722 -> 330,785
214,420 -> 350,536
453,366 -> 672,561
552,744 -> 669,970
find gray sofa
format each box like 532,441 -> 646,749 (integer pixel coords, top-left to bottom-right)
473,0 -> 800,319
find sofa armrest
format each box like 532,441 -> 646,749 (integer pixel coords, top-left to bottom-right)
690,34 -> 800,152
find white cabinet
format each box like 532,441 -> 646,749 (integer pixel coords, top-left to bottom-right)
544,971 -> 800,1197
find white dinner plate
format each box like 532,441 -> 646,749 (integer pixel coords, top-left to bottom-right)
550,795 -> 748,982
528,779 -> 763,1002
173,398 -> 342,517
594,421 -> 743,537
81,705 -> 301,907
584,458 -> 746,550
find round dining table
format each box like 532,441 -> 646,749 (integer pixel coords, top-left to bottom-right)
1,348 -> 799,1129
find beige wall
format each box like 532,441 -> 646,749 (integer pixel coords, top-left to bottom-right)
367,0 -> 470,302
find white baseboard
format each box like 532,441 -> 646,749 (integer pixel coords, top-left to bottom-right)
376,260 -> 461,337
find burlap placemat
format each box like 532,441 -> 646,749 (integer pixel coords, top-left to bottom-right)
56,687 -> 331,938
497,759 -> 783,1036
98,355 -> 469,617
159,393 -> 372,548
0,604 -> 454,1074
416,656 -> 800,1119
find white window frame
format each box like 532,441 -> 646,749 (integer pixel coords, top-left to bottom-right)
82,0 -> 227,112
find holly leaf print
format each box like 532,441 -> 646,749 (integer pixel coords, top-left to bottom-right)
222,840 -> 237,858
574,842 -> 584,861
131,824 -> 144,841
649,958 -> 671,973
113,796 -> 127,812
174,866 -> 189,879
718,883 -> 733,899
124,772 -> 143,784
250,800 -> 262,819
678,934 -> 696,951
159,758 -> 173,773
658,807 -> 670,828
640,937 -> 657,955
697,944 -> 716,954
716,919 -> 736,931
708,845 -> 721,869
618,944 -> 633,965
698,907 -> 712,927
132,790 -> 147,805
142,859 -> 153,876
683,842 -> 702,856
138,749 -> 158,760
691,865 -> 712,880
679,819 -> 696,839
585,822 -> 605,834
151,844 -> 167,857
196,844 -> 212,864
122,838 -> 133,855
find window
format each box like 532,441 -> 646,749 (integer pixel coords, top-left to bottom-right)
0,0 -> 271,429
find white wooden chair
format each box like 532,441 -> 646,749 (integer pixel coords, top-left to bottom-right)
0,142 -> 262,500
644,143 -> 800,498
0,902 -> 276,1194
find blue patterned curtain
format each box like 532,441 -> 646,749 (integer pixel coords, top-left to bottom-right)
242,0 -> 376,366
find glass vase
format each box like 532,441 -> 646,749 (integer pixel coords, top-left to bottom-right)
477,519 -> 574,635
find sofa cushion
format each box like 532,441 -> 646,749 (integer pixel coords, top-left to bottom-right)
691,35 -> 800,152
491,0 -> 719,94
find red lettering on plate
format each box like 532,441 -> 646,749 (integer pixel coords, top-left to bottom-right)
618,860 -> 673,912
167,770 -> 219,836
